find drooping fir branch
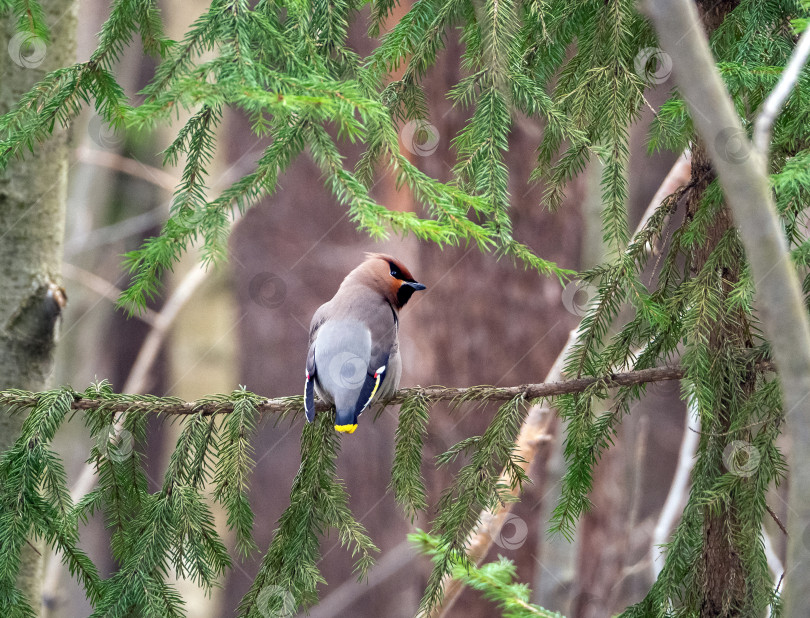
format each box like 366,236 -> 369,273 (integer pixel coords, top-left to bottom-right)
1,0 -> 577,318
0,389 -> 102,617
419,395 -> 530,615
391,392 -> 431,519
88,407 -> 232,617
412,531 -> 564,618
212,392 -> 260,557
236,413 -> 377,617
0,384 -> 263,618
0,0 -> 168,167
0,360 -> 776,615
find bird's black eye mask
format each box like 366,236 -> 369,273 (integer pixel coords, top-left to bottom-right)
387,260 -> 415,282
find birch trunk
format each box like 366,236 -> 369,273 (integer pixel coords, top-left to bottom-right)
0,1 -> 77,612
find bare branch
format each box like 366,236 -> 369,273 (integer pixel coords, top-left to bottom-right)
766,504 -> 788,538
122,262 -> 210,394
307,541 -> 417,618
651,396 -> 700,579
61,263 -> 158,326
75,146 -> 178,192
753,28 -> 810,161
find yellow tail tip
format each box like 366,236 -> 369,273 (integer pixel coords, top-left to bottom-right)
334,424 -> 358,434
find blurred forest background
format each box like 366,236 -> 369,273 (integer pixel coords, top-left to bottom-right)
35,1 -> 739,617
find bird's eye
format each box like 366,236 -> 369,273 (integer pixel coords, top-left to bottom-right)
390,266 -> 402,279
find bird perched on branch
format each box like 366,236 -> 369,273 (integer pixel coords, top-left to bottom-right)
305,253 -> 426,433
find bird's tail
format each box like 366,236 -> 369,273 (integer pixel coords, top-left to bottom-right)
334,408 -> 358,434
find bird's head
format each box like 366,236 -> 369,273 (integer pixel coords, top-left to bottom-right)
351,253 -> 426,309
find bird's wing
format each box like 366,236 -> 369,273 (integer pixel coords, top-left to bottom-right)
351,353 -> 389,419
304,303 -> 331,423
304,341 -> 317,423
349,300 -> 397,418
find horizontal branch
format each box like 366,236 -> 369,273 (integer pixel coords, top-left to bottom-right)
0,361 -> 774,417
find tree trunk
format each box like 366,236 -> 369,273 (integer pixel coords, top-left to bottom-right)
686,144 -> 751,617
0,0 -> 77,612
684,4 -> 751,616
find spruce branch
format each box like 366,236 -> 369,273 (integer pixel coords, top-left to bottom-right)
0,361 -> 775,419
42,249 -> 222,609
391,393 -> 431,519
425,330 -> 576,618
413,532 -> 564,618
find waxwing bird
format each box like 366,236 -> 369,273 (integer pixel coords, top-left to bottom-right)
305,254 -> 426,433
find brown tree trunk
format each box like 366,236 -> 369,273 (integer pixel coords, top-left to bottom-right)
687,144 -> 751,617
688,4 -> 751,615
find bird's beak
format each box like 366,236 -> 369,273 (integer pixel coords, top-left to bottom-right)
403,281 -> 427,292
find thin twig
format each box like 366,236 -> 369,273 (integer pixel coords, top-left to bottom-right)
25,539 -> 42,557
753,28 -> 810,162
76,145 -> 178,191
766,504 -> 788,537
61,263 -> 158,326
64,207 -> 168,257
122,262 -> 210,394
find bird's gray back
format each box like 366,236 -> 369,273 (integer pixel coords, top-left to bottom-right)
313,319 -> 372,410
309,286 -> 402,405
